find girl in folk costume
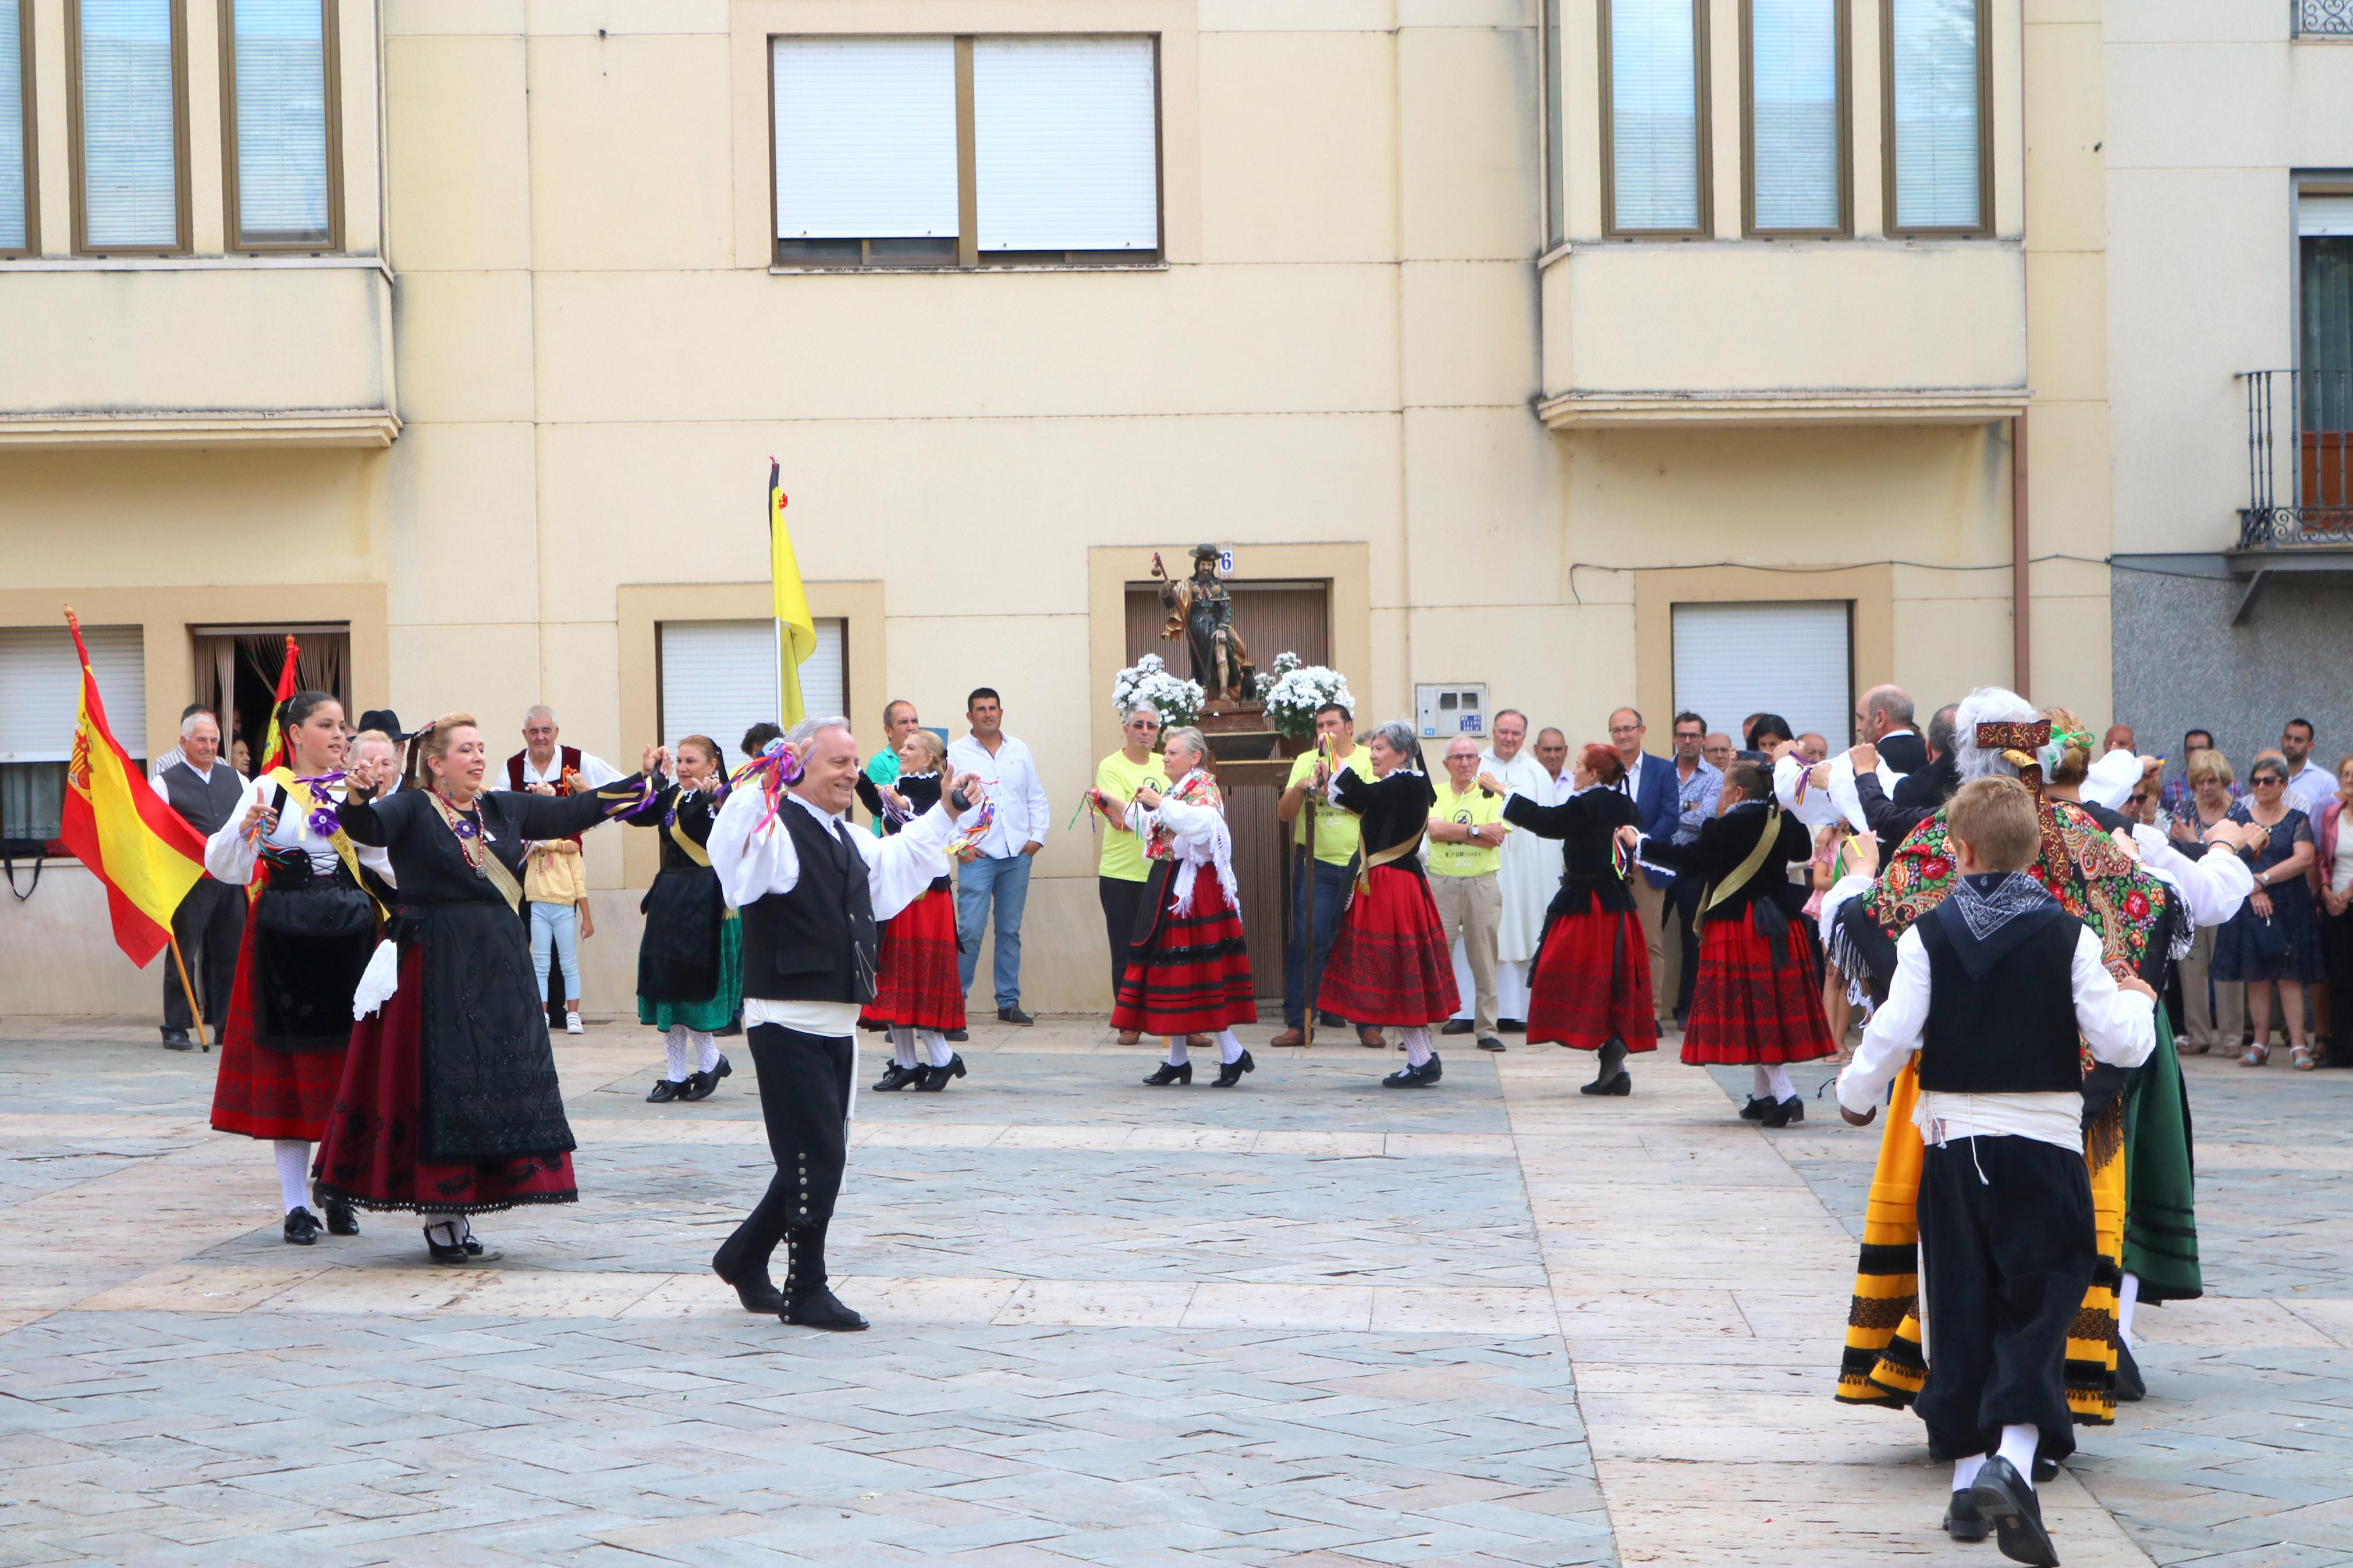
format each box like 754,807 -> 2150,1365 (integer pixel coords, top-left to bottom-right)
1621,759 -> 1836,1127
1485,744 -> 1657,1096
318,715 -> 662,1264
626,735 -> 740,1104
856,728 -> 971,1092
206,691 -> 394,1245
1316,721 -> 1461,1088
1106,726 -> 1259,1087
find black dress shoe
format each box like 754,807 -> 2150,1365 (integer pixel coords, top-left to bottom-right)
325,1200 -> 360,1237
647,1078 -> 687,1103
1969,1456 -> 2058,1568
783,1289 -> 869,1331
998,1005 -> 1034,1026
424,1227 -> 502,1265
1739,1096 -> 1771,1121
1382,1054 -> 1442,1088
1211,1050 -> 1255,1088
914,1054 -> 967,1091
1758,1097 -> 1795,1129
2116,1340 -> 2146,1402
1497,1018 -> 1525,1033
2032,1455 -> 2059,1484
711,1054 -> 733,1081
1142,1061 -> 1193,1086
714,1017 -> 743,1037
1440,1019 -> 1475,1036
1478,1036 -> 1506,1053
682,1069 -> 719,1101
1943,1488 -> 1991,1543
872,1062 -> 922,1092
1318,1010 -> 1346,1029
161,1027 -> 193,1051
1580,1070 -> 1632,1096
946,1027 -> 969,1042
1777,1096 -> 1805,1125
283,1207 -> 322,1246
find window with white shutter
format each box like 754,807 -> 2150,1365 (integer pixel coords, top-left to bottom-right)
70,0 -> 186,253
1670,602 -> 1851,750
223,0 -> 336,249
1603,0 -> 1709,237
769,32 -> 1162,269
1,0 -> 31,255
1745,0 -> 1846,236
0,624 -> 145,848
1883,0 -> 1986,235
659,619 -> 846,771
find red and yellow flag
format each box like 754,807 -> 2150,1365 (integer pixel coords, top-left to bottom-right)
254,635 -> 300,776
58,611 -> 208,966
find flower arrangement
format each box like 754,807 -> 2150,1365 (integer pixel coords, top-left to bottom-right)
1260,657 -> 1354,741
1112,653 -> 1206,730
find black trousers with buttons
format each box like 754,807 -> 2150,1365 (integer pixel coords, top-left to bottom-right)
714,1023 -> 853,1300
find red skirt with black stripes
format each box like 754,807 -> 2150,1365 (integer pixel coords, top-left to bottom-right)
1527,906 -> 1660,1054
1110,869 -> 1258,1035
1680,905 -> 1837,1066
1316,863 -> 1460,1027
860,885 -> 966,1032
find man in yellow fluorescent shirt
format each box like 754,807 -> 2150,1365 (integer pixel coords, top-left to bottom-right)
1428,735 -> 1509,1055
1092,703 -> 1171,1044
1272,702 -> 1381,1048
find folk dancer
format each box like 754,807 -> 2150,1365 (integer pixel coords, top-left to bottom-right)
857,728 -> 971,1092
626,735 -> 739,1103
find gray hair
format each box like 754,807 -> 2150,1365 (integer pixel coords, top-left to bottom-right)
178,708 -> 219,739
1161,725 -> 1207,767
1953,687 -> 2038,782
1862,685 -> 1915,727
1122,701 -> 1161,723
1370,719 -> 1419,762
785,714 -> 854,749
523,704 -> 556,726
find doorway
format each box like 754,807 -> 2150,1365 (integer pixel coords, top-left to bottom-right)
190,625 -> 352,776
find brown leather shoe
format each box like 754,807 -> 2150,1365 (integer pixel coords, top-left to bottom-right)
1268,1028 -> 1307,1047
1358,1027 -> 1388,1049
1116,1030 -> 1142,1046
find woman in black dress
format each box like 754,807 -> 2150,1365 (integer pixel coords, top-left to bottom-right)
629,734 -> 739,1103
318,713 -> 661,1263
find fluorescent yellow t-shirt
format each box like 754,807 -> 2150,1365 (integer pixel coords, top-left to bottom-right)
1286,746 -> 1377,866
1427,782 -> 1506,877
1094,749 -> 1170,882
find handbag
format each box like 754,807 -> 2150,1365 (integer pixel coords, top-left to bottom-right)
2246,908 -> 2289,964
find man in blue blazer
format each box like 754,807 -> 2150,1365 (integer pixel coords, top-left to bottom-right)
1610,708 -> 1680,1029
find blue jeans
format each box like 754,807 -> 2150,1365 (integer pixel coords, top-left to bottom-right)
956,852 -> 1034,1009
530,901 -> 581,1001
1285,852 -> 1357,1028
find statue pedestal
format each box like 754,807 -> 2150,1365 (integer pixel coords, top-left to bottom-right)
1195,702 -> 1297,784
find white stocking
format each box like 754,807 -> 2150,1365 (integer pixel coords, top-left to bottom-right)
1216,1029 -> 1245,1065
1403,1027 -> 1434,1068
2118,1271 -> 2141,1348
691,1030 -> 720,1073
1751,1064 -> 1774,1098
1997,1424 -> 2039,1488
662,1027 -> 690,1082
890,1027 -> 920,1069
1761,1064 -> 1796,1101
1953,1453 -> 1986,1492
273,1140 -> 311,1214
1165,1036 -> 1190,1067
922,1030 -> 954,1068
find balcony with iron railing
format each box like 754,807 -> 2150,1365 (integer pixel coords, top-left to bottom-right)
2297,1 -> 2353,39
2228,368 -> 2353,620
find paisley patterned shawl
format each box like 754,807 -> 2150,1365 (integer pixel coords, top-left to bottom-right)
1144,770 -> 1224,863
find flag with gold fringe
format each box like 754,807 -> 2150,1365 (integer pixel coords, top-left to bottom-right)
768,460 -> 816,728
254,635 -> 301,777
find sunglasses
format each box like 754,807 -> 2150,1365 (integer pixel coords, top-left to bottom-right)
2252,774 -> 2283,786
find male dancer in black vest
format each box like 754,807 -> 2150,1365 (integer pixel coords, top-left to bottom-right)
704,716 -> 976,1329
1836,778 -> 2157,1567
155,708 -> 247,1049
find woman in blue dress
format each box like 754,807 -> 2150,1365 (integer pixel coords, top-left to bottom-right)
2212,751 -> 2323,1068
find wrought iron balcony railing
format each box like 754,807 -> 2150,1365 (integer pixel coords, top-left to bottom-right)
2238,368 -> 2353,548
2298,1 -> 2353,38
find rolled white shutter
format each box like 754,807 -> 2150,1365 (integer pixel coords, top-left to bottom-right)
659,619 -> 846,770
1,0 -> 25,250
78,0 -> 181,248
0,624 -> 147,763
1749,0 -> 1840,230
1670,602 -> 1850,749
772,36 -> 958,240
2298,191 -> 2353,238
1888,0 -> 1981,229
800,618 -> 846,723
229,0 -> 330,242
973,36 -> 1158,252
1609,0 -> 1702,231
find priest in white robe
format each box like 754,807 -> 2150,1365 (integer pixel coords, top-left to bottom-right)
1452,711 -> 1558,1030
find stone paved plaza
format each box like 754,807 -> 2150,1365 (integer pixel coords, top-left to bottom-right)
0,1016 -> 2347,1566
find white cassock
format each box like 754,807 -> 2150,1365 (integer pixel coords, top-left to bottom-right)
1451,748 -> 1560,1024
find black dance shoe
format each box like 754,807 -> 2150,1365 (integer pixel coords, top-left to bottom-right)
161,1028 -> 194,1051
727,1274 -> 784,1313
1739,1096 -> 1772,1121
1478,1036 -> 1506,1053
1969,1456 -> 2058,1568
1580,1069 -> 1631,1096
424,1226 -> 499,1265
647,1078 -> 687,1103
711,1054 -> 733,1082
783,1289 -> 869,1331
1778,1096 -> 1805,1125
682,1069 -> 720,1102
945,1027 -> 969,1042
1942,1488 -> 1990,1543
1211,1050 -> 1255,1088
1142,1062 -> 1193,1086
1440,1019 -> 1474,1036
325,1200 -> 360,1237
1498,1018 -> 1525,1033
1758,1097 -> 1796,1129
914,1055 -> 967,1092
1382,1054 -> 1442,1089
282,1207 -> 321,1246
2032,1455 -> 2059,1484
2116,1341 -> 2146,1402
872,1062 -> 922,1092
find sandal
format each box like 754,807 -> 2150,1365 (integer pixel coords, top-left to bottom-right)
2176,1037 -> 2212,1055
2239,1044 -> 2270,1067
2292,1046 -> 2319,1071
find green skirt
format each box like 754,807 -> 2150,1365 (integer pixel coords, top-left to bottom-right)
637,915 -> 742,1033
2121,1007 -> 2202,1303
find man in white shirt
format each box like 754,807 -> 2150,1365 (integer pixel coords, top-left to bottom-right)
945,687 -> 1052,1026
2280,718 -> 2335,816
1471,710 -> 1555,1032
506,705 -> 624,1034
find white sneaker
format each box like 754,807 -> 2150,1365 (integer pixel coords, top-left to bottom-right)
565,1011 -> 584,1035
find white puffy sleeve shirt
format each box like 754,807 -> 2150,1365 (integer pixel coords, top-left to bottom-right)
204,773 -> 395,887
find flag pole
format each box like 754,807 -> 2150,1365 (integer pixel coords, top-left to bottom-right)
1300,736 -> 1322,1053
169,937 -> 210,1053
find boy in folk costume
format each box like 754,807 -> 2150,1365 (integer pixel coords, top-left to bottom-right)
1837,778 -> 2159,1566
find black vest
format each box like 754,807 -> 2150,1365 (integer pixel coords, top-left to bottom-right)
1916,906 -> 2086,1095
159,761 -> 247,842
737,802 -> 877,1004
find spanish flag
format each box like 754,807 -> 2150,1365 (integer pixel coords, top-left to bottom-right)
253,635 -> 300,776
768,460 -> 816,728
58,611 -> 208,966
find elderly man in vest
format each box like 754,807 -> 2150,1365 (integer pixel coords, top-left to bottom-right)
506,705 -> 624,1034
155,708 -> 246,1050
705,714 -> 980,1330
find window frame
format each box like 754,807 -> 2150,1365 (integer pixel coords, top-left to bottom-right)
766,30 -> 1166,272
1878,0 -> 1992,240
2,0 -> 38,257
64,0 -> 191,256
1740,0 -> 1851,239
217,0 -> 343,254
1598,0 -> 1714,242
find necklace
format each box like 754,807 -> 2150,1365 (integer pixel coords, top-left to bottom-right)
428,790 -> 489,879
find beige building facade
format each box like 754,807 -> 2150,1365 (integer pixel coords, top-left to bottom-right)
0,0 -> 2170,1016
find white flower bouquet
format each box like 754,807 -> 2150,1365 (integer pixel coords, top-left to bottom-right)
1112,653 -> 1206,729
1260,657 -> 1353,741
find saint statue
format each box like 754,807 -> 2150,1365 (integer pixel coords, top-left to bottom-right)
1152,544 -> 1254,704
